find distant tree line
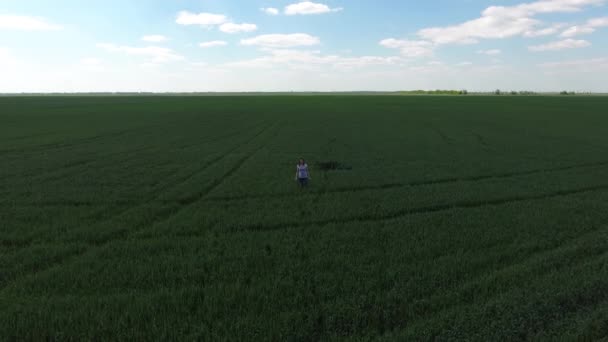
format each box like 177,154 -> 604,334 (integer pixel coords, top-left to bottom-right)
493,90 -> 579,96
398,90 -> 469,95
492,90 -> 583,96
396,90 -> 578,96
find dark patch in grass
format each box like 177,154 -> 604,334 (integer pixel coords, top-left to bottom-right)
316,160 -> 352,171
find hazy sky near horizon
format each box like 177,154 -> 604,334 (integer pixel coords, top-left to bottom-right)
1,0 -> 607,92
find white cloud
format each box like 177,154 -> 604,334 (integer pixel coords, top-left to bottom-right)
219,22 -> 257,34
524,24 -> 565,37
560,16 -> 608,37
0,47 -> 11,56
0,47 -> 19,69
97,43 -> 184,63
538,57 -> 608,77
528,38 -> 590,51
284,2 -> 343,15
261,7 -> 280,15
0,14 -> 61,31
226,49 -> 401,70
587,17 -> 608,27
142,35 -> 168,43
379,39 -> 435,58
140,62 -> 161,69
175,11 -> 256,34
199,41 -> 228,48
418,0 -> 605,44
539,57 -> 608,71
176,11 -> 228,26
560,25 -> 595,37
334,56 -> 402,69
78,58 -> 105,72
241,33 -> 320,48
3,53 -> 607,93
477,49 -> 502,55
457,61 -> 474,66
189,62 -> 208,68
80,57 -> 102,66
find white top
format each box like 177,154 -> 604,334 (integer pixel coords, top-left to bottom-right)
296,164 -> 309,179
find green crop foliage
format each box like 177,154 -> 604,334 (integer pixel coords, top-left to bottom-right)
1,95 -> 608,340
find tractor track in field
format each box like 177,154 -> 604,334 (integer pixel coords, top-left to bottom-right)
0,121 -> 259,182
0,138 -> 158,182
171,121 -> 283,206
26,146 -> 160,184
430,126 -> 455,146
416,253 -> 608,338
1,121 -> 277,207
30,121 -> 272,213
0,199 -> 140,208
172,121 -> 262,151
83,121 -> 282,245
0,129 -> 136,155
471,131 -> 491,149
377,240 -> 608,337
1,132 -> 58,144
93,120 -> 279,231
0,140 -> 163,183
0,118 -> 188,159
174,154 -> 257,206
6,158 -> 608,208
0,121 -> 271,217
0,123 -> 272,240
0,119 -> 190,156
157,121 -> 273,198
0,121 -> 280,290
415,226 -> 608,323
206,159 -> 608,203
222,183 -> 608,233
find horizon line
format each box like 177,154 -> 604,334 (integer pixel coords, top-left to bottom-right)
1,91 -> 607,96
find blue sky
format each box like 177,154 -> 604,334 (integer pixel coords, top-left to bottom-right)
0,0 -> 607,92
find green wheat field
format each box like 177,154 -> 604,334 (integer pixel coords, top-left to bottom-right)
1,95 -> 608,340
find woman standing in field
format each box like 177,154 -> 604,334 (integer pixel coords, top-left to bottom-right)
295,158 -> 311,188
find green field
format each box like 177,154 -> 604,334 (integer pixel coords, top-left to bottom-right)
1,96 -> 608,340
